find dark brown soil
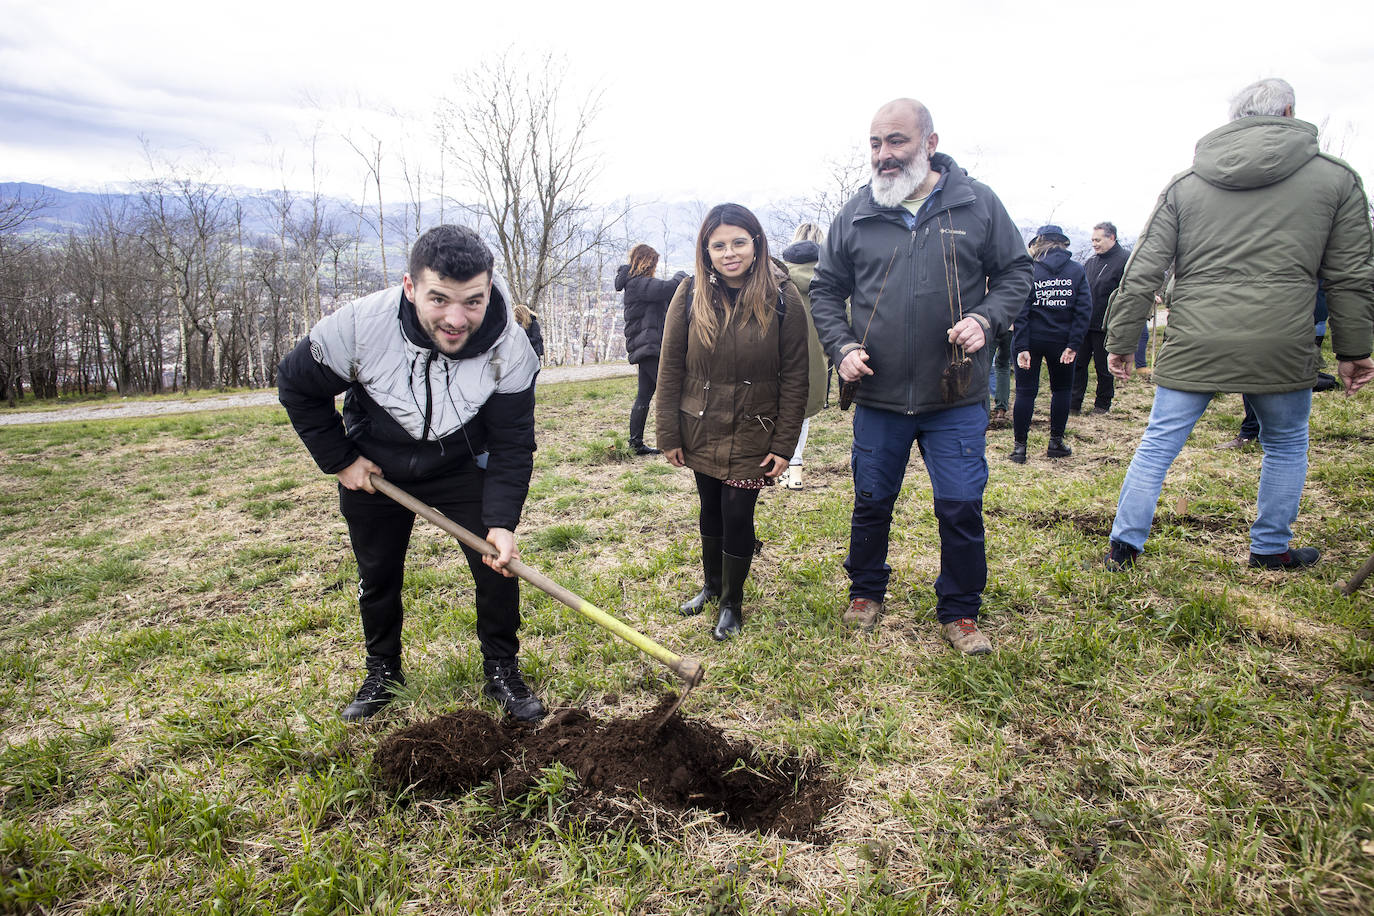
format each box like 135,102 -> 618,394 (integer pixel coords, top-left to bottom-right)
374,694 -> 843,840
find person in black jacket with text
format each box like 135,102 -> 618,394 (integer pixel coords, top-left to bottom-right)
615,244 -> 687,455
1010,225 -> 1092,462
277,225 -> 545,723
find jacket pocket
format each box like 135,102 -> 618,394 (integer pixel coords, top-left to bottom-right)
678,385 -> 709,455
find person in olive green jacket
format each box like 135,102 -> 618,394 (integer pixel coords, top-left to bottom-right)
1103,78 -> 1374,573
656,203 -> 810,640
778,221 -> 832,490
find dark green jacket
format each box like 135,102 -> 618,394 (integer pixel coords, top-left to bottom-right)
655,264 -> 810,480
809,153 -> 1032,415
1106,116 -> 1374,392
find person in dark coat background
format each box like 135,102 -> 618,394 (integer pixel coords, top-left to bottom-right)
1010,225 -> 1092,463
513,303 -> 544,360
1072,221 -> 1130,414
615,244 -> 687,455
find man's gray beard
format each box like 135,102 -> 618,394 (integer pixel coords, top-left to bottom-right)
870,155 -> 931,209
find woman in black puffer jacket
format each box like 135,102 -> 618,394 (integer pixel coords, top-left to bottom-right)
615,244 -> 687,455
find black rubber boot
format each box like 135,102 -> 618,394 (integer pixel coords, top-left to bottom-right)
681,535 -> 723,615
628,437 -> 661,456
342,657 -> 405,722
1047,437 -> 1073,458
482,657 -> 546,722
713,552 -> 752,641
1009,441 -> 1027,464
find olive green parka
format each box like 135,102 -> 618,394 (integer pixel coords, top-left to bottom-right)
1105,116 -> 1374,392
655,264 -> 810,480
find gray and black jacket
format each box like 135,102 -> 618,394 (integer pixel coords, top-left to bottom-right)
809,153 -> 1032,415
277,276 -> 539,530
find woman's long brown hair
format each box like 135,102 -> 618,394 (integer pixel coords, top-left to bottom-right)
627,243 -> 660,279
690,203 -> 778,351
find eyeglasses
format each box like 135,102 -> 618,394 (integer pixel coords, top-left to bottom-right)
707,237 -> 756,254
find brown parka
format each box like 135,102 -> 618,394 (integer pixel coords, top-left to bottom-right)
655,265 -> 810,480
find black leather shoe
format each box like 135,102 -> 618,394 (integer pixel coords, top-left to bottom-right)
1248,547 -> 1320,570
342,664 -> 404,722
1047,437 -> 1073,458
1009,441 -> 1027,464
482,658 -> 546,721
681,535 -> 723,615
629,438 -> 662,456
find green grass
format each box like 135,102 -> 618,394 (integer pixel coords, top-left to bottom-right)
1,374 -> 1372,913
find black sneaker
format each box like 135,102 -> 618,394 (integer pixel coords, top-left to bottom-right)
482,658 -> 546,722
1248,547 -> 1320,570
1104,539 -> 1140,571
342,665 -> 405,722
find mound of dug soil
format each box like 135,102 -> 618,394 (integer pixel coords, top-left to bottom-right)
374,695 -> 842,839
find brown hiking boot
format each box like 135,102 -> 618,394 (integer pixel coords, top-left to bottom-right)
843,598 -> 884,632
941,618 -> 992,655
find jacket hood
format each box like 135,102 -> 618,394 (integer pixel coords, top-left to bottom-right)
400,278 -> 511,360
1039,247 -> 1073,272
1193,116 -> 1319,190
781,240 -> 820,264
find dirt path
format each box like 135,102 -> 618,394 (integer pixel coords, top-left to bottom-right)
0,363 -> 636,427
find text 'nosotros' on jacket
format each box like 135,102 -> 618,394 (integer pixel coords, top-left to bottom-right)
808,152 -> 1033,416
615,265 -> 689,365
276,276 -> 540,530
654,269 -> 811,481
1106,115 -> 1374,394
1013,247 -> 1093,355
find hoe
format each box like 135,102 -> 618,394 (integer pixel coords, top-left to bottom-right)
369,475 -> 705,714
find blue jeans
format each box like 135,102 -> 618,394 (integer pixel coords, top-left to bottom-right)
1135,326 -> 1150,368
1111,386 -> 1311,555
847,403 -> 988,622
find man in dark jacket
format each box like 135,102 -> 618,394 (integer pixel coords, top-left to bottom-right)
809,98 -> 1032,654
1104,78 -> 1374,573
1071,221 -> 1130,414
277,225 -> 546,722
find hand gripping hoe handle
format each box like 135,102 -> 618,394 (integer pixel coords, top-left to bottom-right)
368,475 -> 705,689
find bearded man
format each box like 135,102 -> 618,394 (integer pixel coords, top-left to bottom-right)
809,98 -> 1032,654
277,225 -> 546,723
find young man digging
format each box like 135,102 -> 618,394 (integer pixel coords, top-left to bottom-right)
278,225 -> 545,722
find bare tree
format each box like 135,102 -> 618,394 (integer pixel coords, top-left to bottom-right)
770,146 -> 868,241
444,51 -> 623,321
343,127 -> 389,284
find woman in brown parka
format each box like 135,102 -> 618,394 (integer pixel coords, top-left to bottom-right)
656,203 -> 810,640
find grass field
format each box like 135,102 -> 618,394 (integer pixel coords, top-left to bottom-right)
1,370 -> 1372,914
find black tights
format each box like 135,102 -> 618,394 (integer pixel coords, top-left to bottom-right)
694,472 -> 760,557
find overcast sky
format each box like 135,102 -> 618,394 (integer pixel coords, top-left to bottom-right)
2,0 -> 1369,238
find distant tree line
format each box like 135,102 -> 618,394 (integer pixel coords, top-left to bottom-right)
0,55 -> 675,404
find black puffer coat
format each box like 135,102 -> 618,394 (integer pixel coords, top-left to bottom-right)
616,265 -> 688,364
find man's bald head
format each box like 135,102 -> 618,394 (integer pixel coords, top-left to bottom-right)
874,98 -> 935,142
